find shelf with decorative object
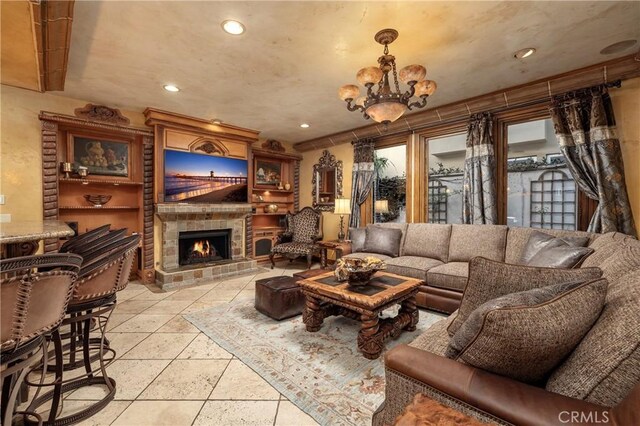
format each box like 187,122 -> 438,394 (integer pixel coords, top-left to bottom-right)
250,142 -> 301,261
40,106 -> 156,283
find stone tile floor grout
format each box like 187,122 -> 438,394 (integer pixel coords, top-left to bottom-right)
40,262 -> 320,426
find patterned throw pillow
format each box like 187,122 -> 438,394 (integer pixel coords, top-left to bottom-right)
447,257 -> 603,336
520,231 -> 589,264
349,227 -> 366,252
446,278 -> 608,384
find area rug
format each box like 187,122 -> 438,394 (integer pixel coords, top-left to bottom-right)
185,301 -> 444,426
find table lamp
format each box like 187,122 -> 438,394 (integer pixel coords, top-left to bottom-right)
374,200 -> 389,214
334,198 -> 351,242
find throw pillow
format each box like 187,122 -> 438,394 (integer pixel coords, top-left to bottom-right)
363,225 -> 403,257
527,246 -> 594,268
446,278 -> 608,384
520,231 -> 590,264
349,227 -> 366,252
447,257 -> 603,336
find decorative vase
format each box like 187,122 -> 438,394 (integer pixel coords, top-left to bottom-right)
334,256 -> 386,286
284,183 -> 291,191
77,167 -> 88,178
84,194 -> 112,207
263,204 -> 279,213
277,182 -> 284,190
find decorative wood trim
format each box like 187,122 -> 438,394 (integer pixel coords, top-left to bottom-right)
34,0 -> 75,91
294,160 -> 301,212
144,108 -> 260,143
42,119 -> 59,253
39,111 -> 153,136
189,138 -> 230,156
261,139 -> 286,152
251,147 -> 302,161
245,215 -> 253,258
74,103 -> 130,125
293,54 -> 640,152
142,136 -> 155,283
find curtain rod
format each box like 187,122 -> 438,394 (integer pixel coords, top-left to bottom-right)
552,79 -> 622,101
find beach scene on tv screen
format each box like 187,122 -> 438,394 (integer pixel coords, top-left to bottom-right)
164,150 -> 248,203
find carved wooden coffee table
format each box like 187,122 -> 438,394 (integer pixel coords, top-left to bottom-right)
297,270 -> 422,359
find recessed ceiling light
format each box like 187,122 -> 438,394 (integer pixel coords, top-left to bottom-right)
600,39 -> 637,55
222,20 -> 245,35
514,48 -> 536,59
163,84 -> 180,92
300,123 -> 310,128
211,118 -> 223,125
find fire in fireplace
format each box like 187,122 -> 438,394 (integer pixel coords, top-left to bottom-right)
178,229 -> 231,266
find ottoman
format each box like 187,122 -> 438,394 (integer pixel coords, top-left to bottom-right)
254,276 -> 306,320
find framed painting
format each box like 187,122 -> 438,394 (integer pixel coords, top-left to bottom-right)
69,134 -> 131,177
254,159 -> 282,187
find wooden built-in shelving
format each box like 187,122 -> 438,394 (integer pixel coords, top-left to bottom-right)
40,108 -> 156,283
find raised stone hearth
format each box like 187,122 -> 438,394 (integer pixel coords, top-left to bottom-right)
155,203 -> 259,289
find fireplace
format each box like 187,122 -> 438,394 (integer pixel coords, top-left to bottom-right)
178,229 -> 231,266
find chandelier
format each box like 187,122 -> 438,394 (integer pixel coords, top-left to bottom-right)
338,28 -> 437,125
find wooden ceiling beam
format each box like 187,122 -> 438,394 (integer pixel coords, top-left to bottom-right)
293,53 -> 640,152
38,0 -> 75,91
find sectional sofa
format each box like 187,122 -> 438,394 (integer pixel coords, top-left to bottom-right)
352,225 -> 640,425
344,223 -> 597,313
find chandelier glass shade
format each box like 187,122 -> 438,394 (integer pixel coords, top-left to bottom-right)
339,29 -> 437,125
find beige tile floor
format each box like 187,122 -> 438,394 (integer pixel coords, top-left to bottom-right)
41,263 -> 321,426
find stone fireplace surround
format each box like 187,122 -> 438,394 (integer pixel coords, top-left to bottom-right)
155,203 -> 258,289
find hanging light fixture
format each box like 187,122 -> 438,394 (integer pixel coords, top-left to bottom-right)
339,28 -> 437,126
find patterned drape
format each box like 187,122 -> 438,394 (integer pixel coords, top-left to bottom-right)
349,139 -> 376,228
462,113 -> 498,224
549,89 -> 636,236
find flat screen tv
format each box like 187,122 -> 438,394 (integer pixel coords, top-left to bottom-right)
164,150 -> 248,203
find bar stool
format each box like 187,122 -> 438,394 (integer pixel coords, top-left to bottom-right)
58,224 -> 111,254
0,253 -> 82,426
25,234 -> 140,425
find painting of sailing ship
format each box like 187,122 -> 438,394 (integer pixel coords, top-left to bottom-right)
164,150 -> 248,203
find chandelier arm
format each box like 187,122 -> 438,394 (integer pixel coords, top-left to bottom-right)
407,96 -> 429,111
345,99 -> 366,113
402,84 -> 417,102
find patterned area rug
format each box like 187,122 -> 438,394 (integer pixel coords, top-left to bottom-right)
185,301 -> 444,426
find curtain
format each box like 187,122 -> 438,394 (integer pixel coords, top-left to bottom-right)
462,113 -> 498,224
349,138 -> 376,228
549,89 -> 636,236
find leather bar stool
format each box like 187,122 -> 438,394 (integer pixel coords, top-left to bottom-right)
0,253 -> 82,426
58,224 -> 111,254
26,234 -> 140,425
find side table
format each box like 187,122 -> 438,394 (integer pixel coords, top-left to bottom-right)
318,240 -> 352,269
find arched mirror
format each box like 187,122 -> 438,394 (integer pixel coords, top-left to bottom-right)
312,150 -> 343,211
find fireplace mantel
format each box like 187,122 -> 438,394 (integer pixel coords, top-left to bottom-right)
155,203 -> 253,221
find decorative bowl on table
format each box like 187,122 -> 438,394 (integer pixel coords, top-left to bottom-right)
334,256 -> 386,287
84,194 -> 112,207
263,204 -> 279,213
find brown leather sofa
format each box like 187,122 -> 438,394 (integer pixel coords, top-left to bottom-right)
371,231 -> 640,425
344,223 -> 598,313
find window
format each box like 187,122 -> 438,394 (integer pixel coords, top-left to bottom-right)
530,170 -> 577,230
373,145 -> 406,223
426,133 -> 466,224
506,118 -> 577,229
428,179 -> 448,223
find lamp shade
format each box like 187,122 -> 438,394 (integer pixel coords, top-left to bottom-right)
366,101 -> 406,124
338,85 -> 360,101
356,67 -> 383,86
374,200 -> 389,213
414,80 -> 437,97
334,198 -> 351,215
399,64 -> 426,84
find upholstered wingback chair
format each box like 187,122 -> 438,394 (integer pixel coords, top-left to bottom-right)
270,207 -> 323,269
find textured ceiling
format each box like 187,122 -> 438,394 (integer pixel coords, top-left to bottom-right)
62,1 -> 640,142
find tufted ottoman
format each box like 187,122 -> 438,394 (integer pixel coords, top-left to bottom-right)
254,276 -> 306,320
